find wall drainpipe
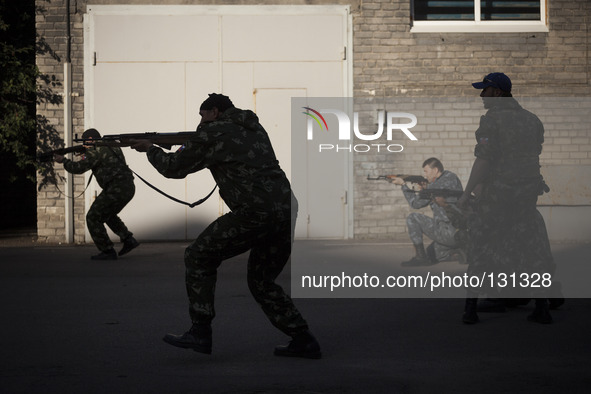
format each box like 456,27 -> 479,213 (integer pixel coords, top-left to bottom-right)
64,0 -> 74,243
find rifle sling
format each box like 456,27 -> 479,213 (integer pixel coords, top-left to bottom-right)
54,146 -> 216,207
55,172 -> 94,199
129,168 -> 217,208
105,146 -> 217,208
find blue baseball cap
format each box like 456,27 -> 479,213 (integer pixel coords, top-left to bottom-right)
472,72 -> 512,92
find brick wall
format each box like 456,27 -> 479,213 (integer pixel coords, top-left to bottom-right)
351,0 -> 591,240
36,0 -> 87,243
35,0 -> 590,243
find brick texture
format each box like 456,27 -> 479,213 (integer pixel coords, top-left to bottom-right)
35,0 -> 590,242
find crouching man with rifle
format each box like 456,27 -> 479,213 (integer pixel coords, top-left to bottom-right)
389,157 -> 464,266
52,128 -> 139,260
129,93 -> 321,359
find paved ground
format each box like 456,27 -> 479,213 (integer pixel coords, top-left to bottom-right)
0,239 -> 590,393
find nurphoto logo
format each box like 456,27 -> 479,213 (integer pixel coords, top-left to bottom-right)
302,107 -> 418,153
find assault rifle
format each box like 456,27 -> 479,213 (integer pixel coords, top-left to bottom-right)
73,131 -> 197,150
416,188 -> 464,200
37,145 -> 87,162
367,174 -> 428,185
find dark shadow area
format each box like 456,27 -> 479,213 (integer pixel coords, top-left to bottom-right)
0,157 -> 37,232
0,0 -> 37,233
0,241 -> 589,393
1,0 -> 74,237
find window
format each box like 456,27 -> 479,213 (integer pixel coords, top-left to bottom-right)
411,1 -> 548,33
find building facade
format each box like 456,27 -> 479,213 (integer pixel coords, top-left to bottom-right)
36,0 -> 591,243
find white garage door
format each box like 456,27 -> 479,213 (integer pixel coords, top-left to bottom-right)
84,5 -> 351,240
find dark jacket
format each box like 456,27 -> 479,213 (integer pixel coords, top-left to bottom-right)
147,107 -> 293,220
63,146 -> 133,189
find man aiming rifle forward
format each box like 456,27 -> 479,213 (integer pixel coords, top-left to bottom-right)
53,128 -> 139,260
130,93 -> 321,358
390,157 -> 464,266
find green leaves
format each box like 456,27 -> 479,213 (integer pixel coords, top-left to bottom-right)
1,0 -> 37,183
0,0 -> 62,187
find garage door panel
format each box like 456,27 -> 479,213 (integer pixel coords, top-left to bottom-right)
94,15 -> 219,62
300,102 -> 347,238
185,63 -> 222,129
254,62 -> 343,96
221,63 -> 255,110
222,15 -> 344,62
93,63 -> 186,133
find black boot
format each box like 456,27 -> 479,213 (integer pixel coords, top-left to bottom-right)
527,299 -> 553,324
119,236 -> 140,256
401,243 -> 434,267
163,323 -> 212,354
274,331 -> 321,359
462,298 -> 479,324
91,248 -> 117,260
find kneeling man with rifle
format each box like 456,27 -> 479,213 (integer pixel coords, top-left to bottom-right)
390,157 -> 464,266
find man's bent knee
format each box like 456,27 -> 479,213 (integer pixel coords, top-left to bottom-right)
406,212 -> 422,225
86,209 -> 102,227
184,246 -> 221,273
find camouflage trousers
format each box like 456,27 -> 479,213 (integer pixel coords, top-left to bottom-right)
406,212 -> 458,261
184,212 -> 309,337
86,180 -> 135,252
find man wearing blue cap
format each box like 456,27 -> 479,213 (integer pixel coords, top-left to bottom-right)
471,72 -> 513,97
458,73 -> 557,324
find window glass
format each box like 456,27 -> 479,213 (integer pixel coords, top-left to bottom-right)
413,0 -> 541,21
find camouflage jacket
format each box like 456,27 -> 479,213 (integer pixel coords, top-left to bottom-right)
63,146 -> 134,189
475,97 -> 544,183
402,170 -> 463,225
146,107 -> 293,220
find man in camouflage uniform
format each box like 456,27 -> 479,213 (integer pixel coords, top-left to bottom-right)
458,73 -> 555,324
131,94 -> 320,358
391,157 -> 464,266
54,128 -> 139,260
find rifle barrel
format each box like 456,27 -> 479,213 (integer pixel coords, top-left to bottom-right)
367,175 -> 389,180
37,145 -> 86,162
366,174 -> 427,184
74,131 -> 197,149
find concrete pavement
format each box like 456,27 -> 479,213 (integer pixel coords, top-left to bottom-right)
0,240 -> 590,393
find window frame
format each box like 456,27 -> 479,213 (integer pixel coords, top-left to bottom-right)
410,0 -> 549,33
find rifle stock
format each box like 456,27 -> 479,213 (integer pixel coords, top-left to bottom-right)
417,188 -> 464,200
73,131 -> 197,150
37,145 -> 87,162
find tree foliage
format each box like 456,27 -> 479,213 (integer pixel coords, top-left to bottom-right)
0,0 -> 63,188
